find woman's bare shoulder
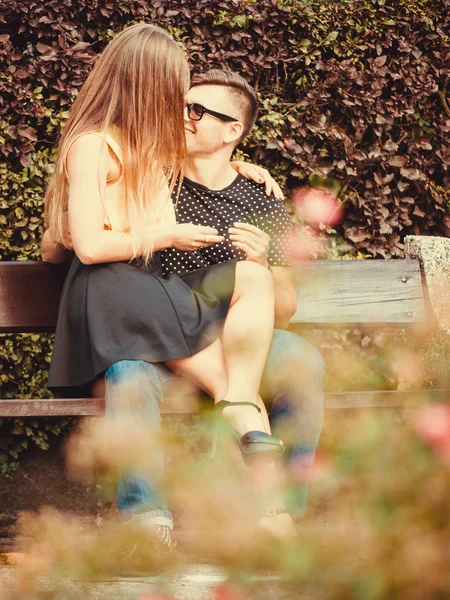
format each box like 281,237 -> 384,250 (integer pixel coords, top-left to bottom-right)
68,132 -> 109,158
67,133 -> 110,178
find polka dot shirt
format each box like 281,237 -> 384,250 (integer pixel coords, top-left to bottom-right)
160,174 -> 292,276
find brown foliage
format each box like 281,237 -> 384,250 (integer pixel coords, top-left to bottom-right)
1,0 -> 449,257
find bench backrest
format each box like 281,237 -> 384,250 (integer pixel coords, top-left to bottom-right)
0,262 -> 70,333
290,259 -> 427,325
0,260 -> 427,334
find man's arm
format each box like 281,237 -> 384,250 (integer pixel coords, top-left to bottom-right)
272,266 -> 297,330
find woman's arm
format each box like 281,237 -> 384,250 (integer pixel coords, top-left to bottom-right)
40,222 -> 224,262
230,161 -> 283,200
67,134 -> 137,264
40,225 -> 177,263
67,135 -> 222,263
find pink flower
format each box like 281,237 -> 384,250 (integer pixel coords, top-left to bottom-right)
292,187 -> 343,228
289,451 -> 334,483
284,226 -> 318,261
414,404 -> 450,464
138,593 -> 176,600
213,583 -> 245,600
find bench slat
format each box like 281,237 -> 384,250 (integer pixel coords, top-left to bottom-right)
0,259 -> 428,333
1,389 -> 448,417
0,262 -> 70,333
291,260 -> 427,324
0,398 -> 104,417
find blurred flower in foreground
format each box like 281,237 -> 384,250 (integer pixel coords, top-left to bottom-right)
414,403 -> 450,465
288,450 -> 334,484
65,415 -> 163,482
12,409 -> 450,599
15,507 -> 182,596
284,225 -> 321,261
0,552 -> 24,565
138,593 -> 177,600
390,348 -> 424,391
292,186 -> 343,228
213,582 -> 245,600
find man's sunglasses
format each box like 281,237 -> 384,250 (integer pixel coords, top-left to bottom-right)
186,102 -> 238,123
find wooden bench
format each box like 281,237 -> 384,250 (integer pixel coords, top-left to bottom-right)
1,258 -> 449,418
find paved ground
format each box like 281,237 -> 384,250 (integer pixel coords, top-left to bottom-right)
0,446 -> 353,599
0,563 -> 325,599
0,510 -> 357,599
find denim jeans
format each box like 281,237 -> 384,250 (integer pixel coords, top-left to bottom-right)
104,329 -> 325,526
261,330 -> 325,520
104,359 -> 174,529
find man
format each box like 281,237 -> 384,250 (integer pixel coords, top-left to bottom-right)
41,69 -> 325,551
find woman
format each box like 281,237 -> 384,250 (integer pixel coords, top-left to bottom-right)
45,23 -> 294,542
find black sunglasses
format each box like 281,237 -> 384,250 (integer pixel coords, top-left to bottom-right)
186,102 -> 238,123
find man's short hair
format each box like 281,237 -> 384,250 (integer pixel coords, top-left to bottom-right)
190,69 -> 259,142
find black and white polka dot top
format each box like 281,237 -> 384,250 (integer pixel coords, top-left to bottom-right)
160,174 -> 292,276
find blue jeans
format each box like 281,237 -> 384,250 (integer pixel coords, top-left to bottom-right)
261,330 -> 325,520
104,329 -> 325,527
105,360 -> 174,529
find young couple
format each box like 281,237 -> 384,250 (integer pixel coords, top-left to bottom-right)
42,24 -> 325,552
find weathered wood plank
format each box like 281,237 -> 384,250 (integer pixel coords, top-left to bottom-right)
324,389 -> 450,408
0,262 -> 69,333
0,259 -> 427,333
291,260 -> 427,324
0,398 -> 104,417
1,389 -> 449,417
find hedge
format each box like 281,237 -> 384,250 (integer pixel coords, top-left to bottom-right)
1,0 -> 449,470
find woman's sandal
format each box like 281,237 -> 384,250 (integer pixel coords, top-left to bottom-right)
211,399 -> 285,464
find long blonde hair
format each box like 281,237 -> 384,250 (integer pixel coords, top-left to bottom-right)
44,24 -> 189,263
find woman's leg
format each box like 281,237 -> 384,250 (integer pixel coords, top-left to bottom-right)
166,261 -> 274,434
166,337 -> 270,433
167,263 -> 296,537
220,260 -> 274,403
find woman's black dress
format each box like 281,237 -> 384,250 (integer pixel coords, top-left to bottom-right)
48,251 -> 236,393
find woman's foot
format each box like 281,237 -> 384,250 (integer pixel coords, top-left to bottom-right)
216,398 -> 270,435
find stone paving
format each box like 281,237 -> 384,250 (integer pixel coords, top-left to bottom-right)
0,511 -> 357,599
0,563 -> 324,599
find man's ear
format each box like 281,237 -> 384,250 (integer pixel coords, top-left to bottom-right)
224,121 -> 244,145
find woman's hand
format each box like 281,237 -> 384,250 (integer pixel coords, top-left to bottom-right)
231,161 -> 284,200
171,224 -> 224,251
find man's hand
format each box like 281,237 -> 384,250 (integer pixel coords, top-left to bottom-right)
229,222 -> 270,267
61,219 -> 74,250
41,228 -> 74,263
172,224 -> 224,251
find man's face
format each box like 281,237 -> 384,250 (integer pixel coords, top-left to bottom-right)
184,84 -> 242,157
